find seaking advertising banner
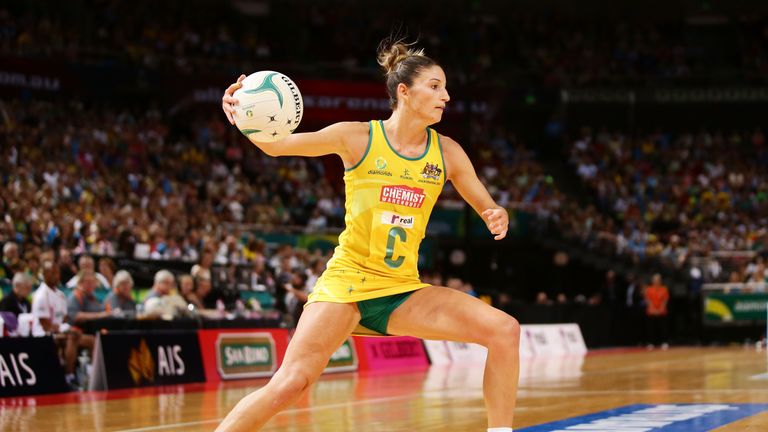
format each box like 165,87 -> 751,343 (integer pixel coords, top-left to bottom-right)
0,337 -> 69,397
89,331 -> 205,391
324,338 -> 358,374
198,329 -> 289,382
704,293 -> 768,323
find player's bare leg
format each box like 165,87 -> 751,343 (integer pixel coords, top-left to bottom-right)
387,286 -> 520,428
216,302 -> 360,431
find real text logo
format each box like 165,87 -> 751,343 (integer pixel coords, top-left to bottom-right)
380,211 -> 415,228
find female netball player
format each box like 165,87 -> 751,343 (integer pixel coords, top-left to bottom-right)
218,39 -> 519,432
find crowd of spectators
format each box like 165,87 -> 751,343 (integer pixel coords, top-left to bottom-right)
4,2 -> 768,85
563,127 -> 768,273
4,2 -> 768,366
0,99 -> 344,262
6,96 -> 768,303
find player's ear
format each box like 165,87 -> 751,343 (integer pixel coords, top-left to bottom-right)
397,82 -> 409,104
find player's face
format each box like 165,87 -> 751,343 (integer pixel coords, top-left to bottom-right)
403,65 -> 450,124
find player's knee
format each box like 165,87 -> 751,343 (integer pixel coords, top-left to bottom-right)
487,315 -> 520,349
271,369 -> 313,404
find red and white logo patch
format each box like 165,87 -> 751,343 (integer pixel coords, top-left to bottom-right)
380,185 -> 426,208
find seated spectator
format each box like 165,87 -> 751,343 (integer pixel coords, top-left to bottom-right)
67,270 -> 111,328
179,274 -> 204,310
446,277 -> 464,292
0,273 -> 33,316
188,274 -> 227,319
32,260 -> 69,335
142,270 -> 187,319
1,242 -> 22,282
98,257 -> 117,288
104,270 -> 137,316
142,269 -> 174,304
305,258 -> 325,292
191,250 -> 214,281
269,244 -> 299,271
195,274 -> 224,310
273,255 -> 294,314
284,273 -> 309,325
462,281 -> 478,297
66,255 -> 111,291
32,259 -> 79,388
249,257 -> 275,292
58,247 -> 79,285
23,251 -> 42,288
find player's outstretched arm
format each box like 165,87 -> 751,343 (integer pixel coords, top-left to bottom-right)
442,135 -> 509,240
221,74 -> 357,159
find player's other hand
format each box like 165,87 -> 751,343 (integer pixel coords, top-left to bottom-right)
482,207 -> 509,240
222,74 -> 246,125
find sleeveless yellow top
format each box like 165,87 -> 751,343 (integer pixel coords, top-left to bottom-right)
307,120 -> 446,303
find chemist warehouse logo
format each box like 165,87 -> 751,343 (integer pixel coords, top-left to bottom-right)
216,333 -> 277,379
380,185 -> 426,208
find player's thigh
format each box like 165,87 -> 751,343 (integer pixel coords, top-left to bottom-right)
279,301 -> 360,377
387,286 -> 518,346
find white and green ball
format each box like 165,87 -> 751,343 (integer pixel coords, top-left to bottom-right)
232,70 -> 303,142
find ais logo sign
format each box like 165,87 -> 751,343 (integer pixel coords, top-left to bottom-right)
129,338 -> 188,385
0,337 -> 68,396
0,353 -> 36,387
216,333 -> 277,379
94,331 -> 205,390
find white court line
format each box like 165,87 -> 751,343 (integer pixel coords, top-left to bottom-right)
750,372 -> 768,380
114,388 -> 475,432
115,419 -> 220,432
520,388 -> 768,397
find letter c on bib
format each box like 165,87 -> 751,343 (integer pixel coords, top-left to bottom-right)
384,227 -> 406,268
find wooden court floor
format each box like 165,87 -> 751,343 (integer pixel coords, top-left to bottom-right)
1,347 -> 767,431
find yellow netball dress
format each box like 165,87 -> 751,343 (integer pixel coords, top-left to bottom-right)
308,120 -> 446,308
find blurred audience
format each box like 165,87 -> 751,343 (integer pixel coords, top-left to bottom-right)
0,272 -> 32,316
67,270 -> 110,327
104,270 -> 137,316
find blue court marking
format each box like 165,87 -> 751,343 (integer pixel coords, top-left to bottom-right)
519,403 -> 768,432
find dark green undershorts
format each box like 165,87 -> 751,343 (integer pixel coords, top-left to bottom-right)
357,290 -> 416,335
